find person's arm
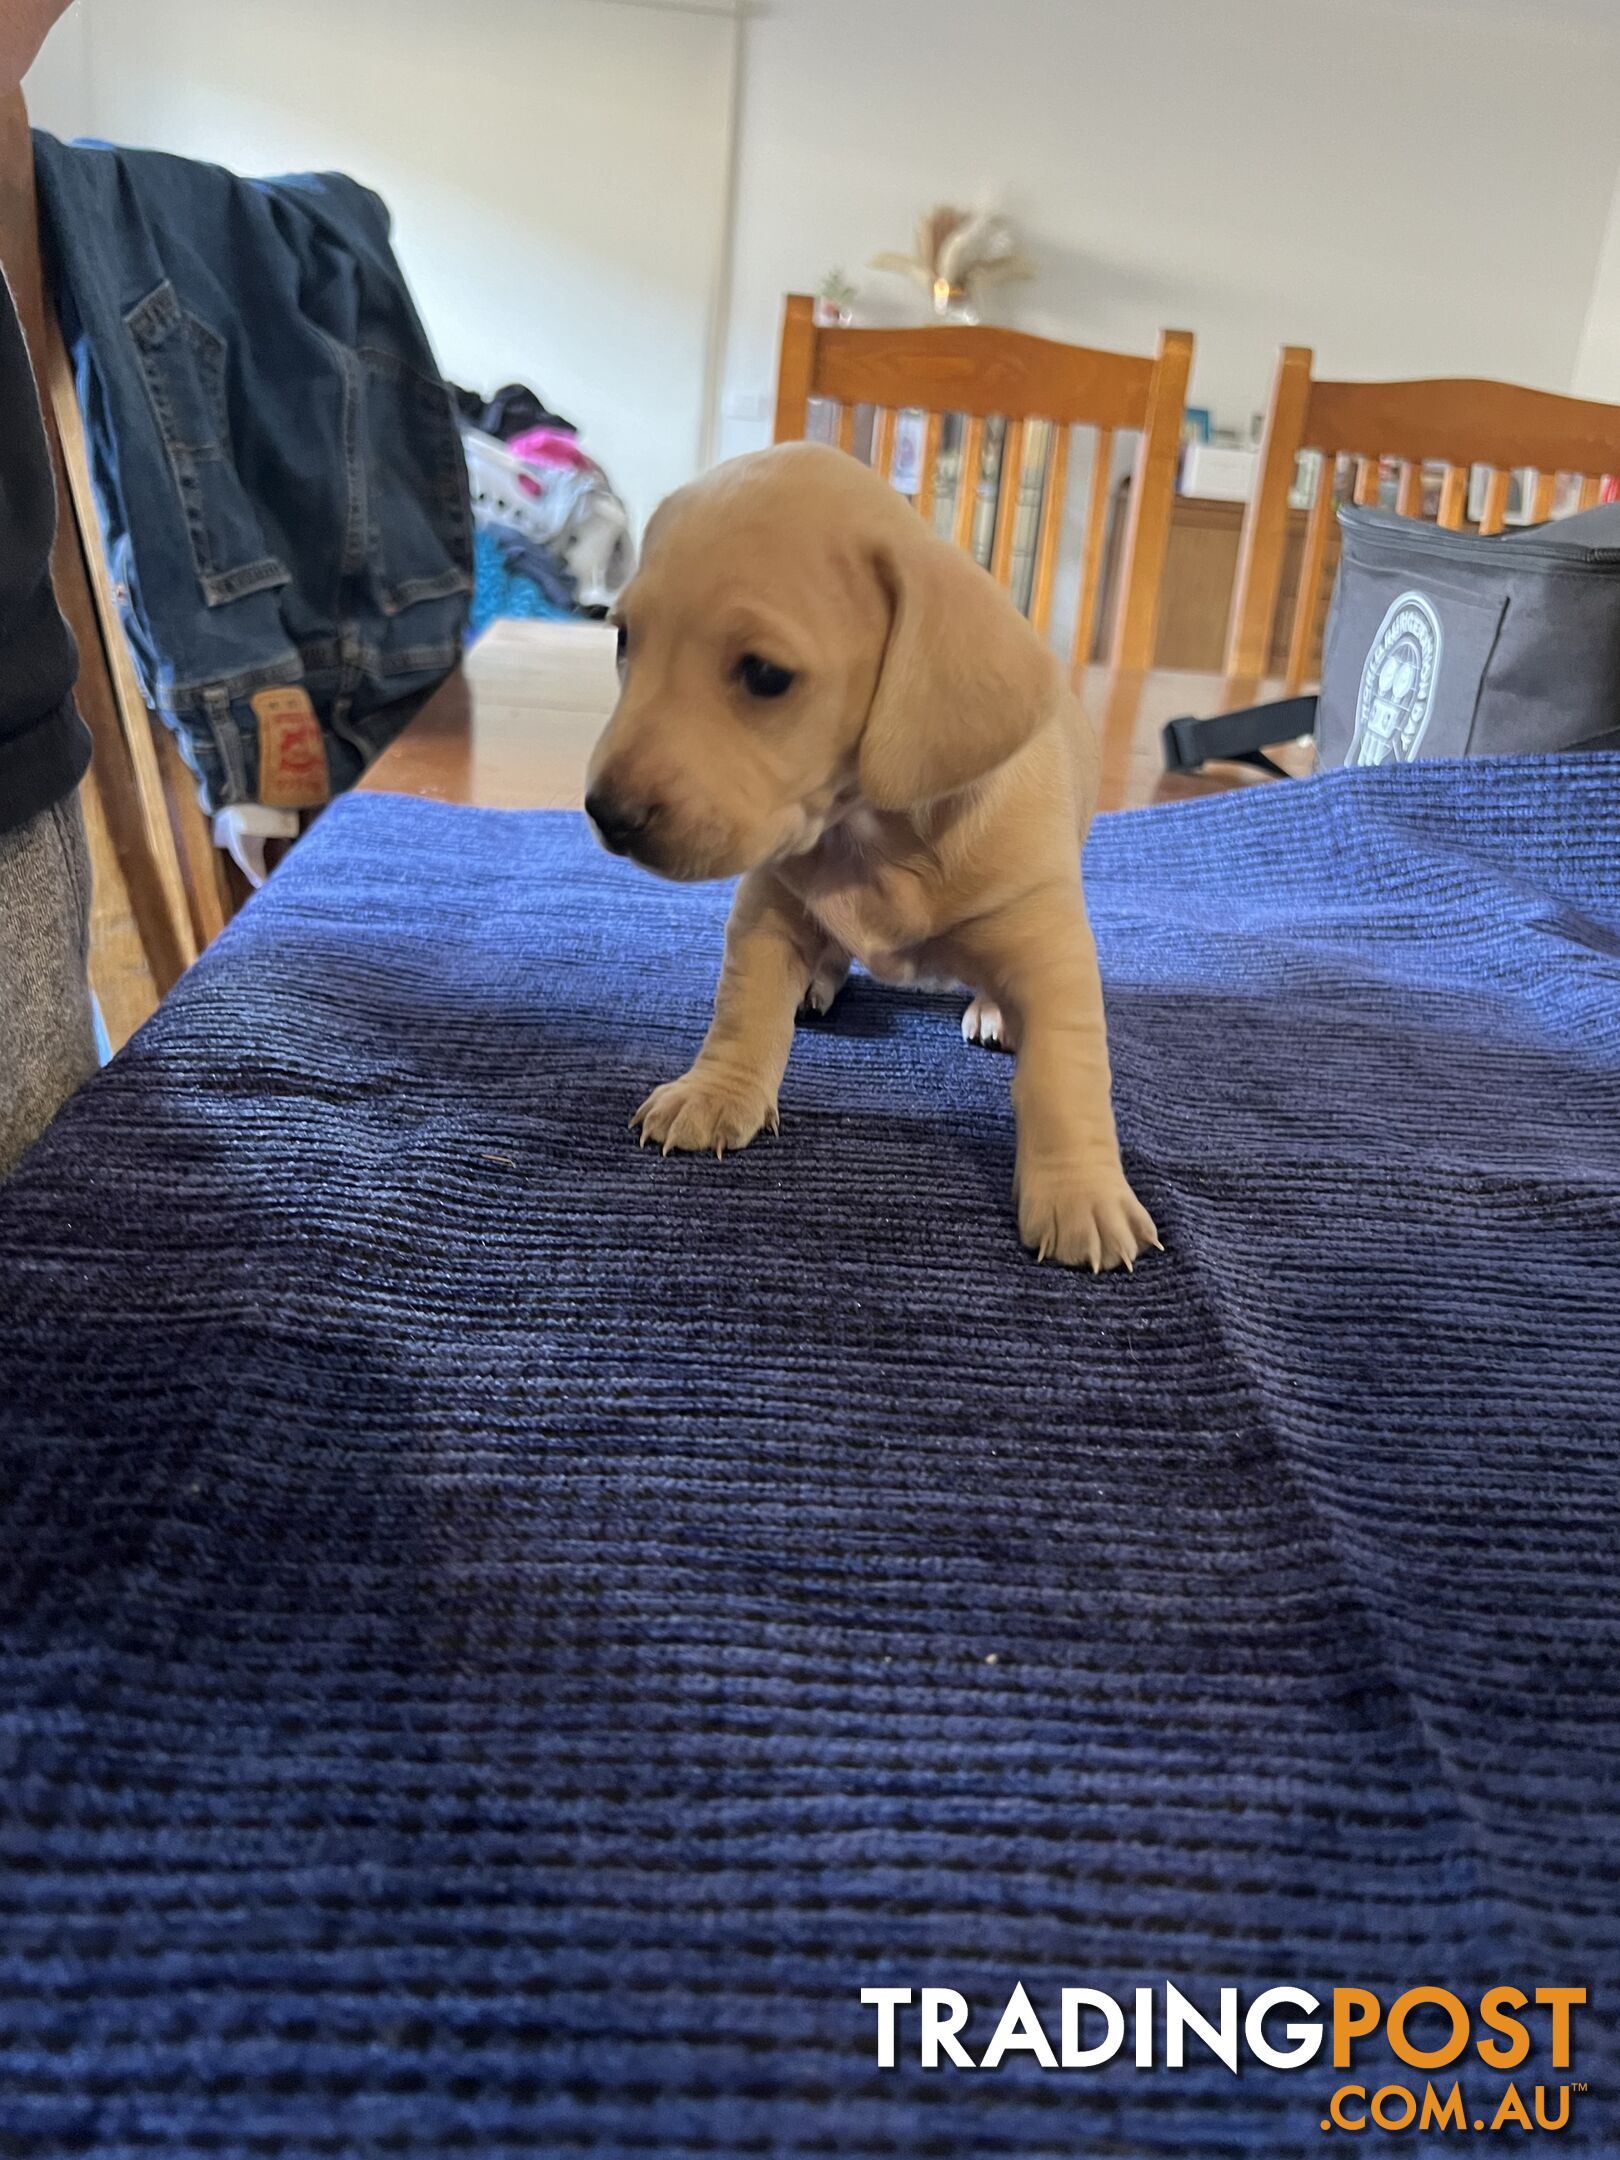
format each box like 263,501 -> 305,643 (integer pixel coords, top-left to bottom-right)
0,0 -> 75,99
0,4 -> 92,830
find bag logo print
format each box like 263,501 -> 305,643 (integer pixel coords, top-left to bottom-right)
1351,591 -> 1443,766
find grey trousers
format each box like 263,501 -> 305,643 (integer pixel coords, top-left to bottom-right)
0,790 -> 97,1178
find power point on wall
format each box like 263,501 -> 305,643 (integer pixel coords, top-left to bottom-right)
722,390 -> 771,422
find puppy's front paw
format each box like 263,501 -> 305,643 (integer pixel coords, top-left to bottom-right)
1016,1160 -> 1161,1272
631,1069 -> 779,1158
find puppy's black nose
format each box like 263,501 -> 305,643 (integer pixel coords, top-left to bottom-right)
585,791 -> 653,856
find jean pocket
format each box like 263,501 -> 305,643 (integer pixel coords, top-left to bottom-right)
359,346 -> 473,617
126,281 -> 291,610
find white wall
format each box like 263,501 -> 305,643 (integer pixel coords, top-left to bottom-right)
717,0 -> 1620,463
25,0 -> 1620,532
19,1 -> 90,136
1574,168 -> 1620,403
30,0 -> 740,532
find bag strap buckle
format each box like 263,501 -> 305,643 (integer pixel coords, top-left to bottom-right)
1161,695 -> 1319,779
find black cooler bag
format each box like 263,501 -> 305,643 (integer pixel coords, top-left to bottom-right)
1164,502 -> 1620,775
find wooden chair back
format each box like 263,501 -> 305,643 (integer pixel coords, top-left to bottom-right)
773,294 -> 1194,673
1,89 -> 232,1046
1228,343 -> 1620,689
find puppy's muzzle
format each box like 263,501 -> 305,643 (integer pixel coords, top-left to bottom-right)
585,789 -> 661,859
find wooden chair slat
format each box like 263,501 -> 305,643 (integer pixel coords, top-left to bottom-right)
870,406 -> 896,483
43,313 -> 213,959
917,411 -> 943,522
1578,473 -> 1603,512
1437,464 -> 1470,529
953,415 -> 985,552
77,766 -> 162,1046
1286,455 -> 1338,696
990,418 -> 1025,587
1029,421 -> 1070,637
1353,456 -> 1381,508
1528,470 -> 1558,525
1070,428 -> 1115,679
153,725 -> 231,949
1225,344 -> 1313,678
772,293 -> 816,442
1478,467 -> 1512,537
1109,327 -> 1194,669
1396,460 -> 1423,518
836,403 -> 857,457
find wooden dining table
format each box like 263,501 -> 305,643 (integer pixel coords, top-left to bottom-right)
360,618 -> 1314,814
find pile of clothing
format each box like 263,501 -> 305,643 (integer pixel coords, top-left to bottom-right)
453,382 -> 634,631
34,132 -> 473,869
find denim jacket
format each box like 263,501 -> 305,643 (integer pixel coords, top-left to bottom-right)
33,135 -> 471,811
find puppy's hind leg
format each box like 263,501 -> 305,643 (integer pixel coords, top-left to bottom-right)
798,951 -> 850,1021
962,996 -> 1017,1052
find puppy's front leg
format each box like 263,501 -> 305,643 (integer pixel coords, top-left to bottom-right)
966,894 -> 1159,1271
634,872 -> 831,1157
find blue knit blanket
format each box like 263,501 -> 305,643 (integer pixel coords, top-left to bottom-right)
3,759 -> 1617,2157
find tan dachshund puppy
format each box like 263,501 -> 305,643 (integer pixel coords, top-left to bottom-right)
584,442 -> 1158,1271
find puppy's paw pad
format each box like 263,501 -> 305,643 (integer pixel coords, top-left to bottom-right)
962,996 -> 1016,1052
798,964 -> 849,1021
631,1073 -> 777,1158
1017,1167 -> 1160,1273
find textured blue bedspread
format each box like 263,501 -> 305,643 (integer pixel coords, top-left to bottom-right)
2,757 -> 1618,2157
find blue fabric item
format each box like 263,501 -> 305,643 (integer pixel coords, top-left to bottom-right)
32,133 -> 472,812
470,525 -> 576,636
1,756 -> 1617,2156
489,521 -> 581,614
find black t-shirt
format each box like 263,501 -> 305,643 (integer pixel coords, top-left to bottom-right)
0,276 -> 89,836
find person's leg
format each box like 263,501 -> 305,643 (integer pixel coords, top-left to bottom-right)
0,787 -> 96,1176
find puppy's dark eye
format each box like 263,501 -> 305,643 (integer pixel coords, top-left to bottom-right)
736,653 -> 796,700
614,622 -> 629,667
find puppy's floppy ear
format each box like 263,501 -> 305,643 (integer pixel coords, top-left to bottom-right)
858,522 -> 1060,810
